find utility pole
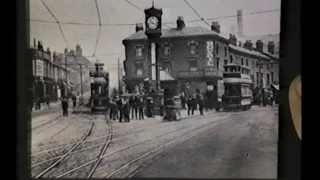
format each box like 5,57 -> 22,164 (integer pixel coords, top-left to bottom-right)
80,64 -> 83,96
64,53 -> 68,97
118,58 -> 121,95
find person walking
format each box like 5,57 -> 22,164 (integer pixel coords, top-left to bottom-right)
138,96 -> 145,120
116,96 -> 123,122
62,96 -> 69,116
72,94 -> 77,107
45,95 -> 50,109
123,98 -> 131,122
187,97 -> 192,116
199,96 -> 204,115
191,96 -> 197,115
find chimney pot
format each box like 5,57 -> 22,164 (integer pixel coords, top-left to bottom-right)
135,23 -> 144,32
176,16 -> 185,30
268,41 -> 275,54
244,40 -> 253,50
229,34 -> 237,46
256,40 -> 264,52
211,21 -> 221,34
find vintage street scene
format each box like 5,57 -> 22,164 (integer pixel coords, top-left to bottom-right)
29,0 -> 280,179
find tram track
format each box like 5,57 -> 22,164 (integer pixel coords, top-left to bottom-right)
53,112 -> 236,178
31,110 -> 221,156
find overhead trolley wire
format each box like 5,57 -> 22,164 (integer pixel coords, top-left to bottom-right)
41,0 -> 70,50
183,0 -> 210,26
93,0 -> 102,57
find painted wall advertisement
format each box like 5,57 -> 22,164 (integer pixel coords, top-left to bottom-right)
35,59 -> 44,77
206,41 -> 214,67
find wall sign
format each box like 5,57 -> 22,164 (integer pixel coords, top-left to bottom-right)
179,71 -> 204,78
35,59 -> 44,77
206,41 -> 214,66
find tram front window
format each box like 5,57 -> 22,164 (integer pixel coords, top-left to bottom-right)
224,85 -> 240,96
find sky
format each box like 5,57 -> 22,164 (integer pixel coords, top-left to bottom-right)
30,0 -> 281,88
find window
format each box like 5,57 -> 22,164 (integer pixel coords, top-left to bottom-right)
256,72 -> 259,85
190,60 -> 198,71
256,61 -> 260,68
163,44 -> 172,56
267,74 -> 270,85
135,45 -> 144,57
246,59 -> 249,66
216,58 -> 220,70
188,41 -> 198,55
271,72 -> 274,82
230,55 -> 233,63
163,62 -> 171,73
224,46 -> 227,57
216,43 -> 219,54
241,58 -> 244,65
224,59 -> 228,65
135,63 -> 144,76
267,64 -> 270,70
252,60 -> 255,66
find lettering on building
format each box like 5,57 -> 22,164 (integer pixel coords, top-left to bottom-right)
179,71 -> 204,78
35,59 -> 44,77
206,41 -> 214,66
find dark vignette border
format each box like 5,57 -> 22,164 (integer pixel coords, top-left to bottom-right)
16,0 -> 302,180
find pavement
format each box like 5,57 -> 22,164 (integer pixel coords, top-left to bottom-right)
132,106 -> 278,179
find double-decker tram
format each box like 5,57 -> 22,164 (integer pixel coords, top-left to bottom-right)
90,63 -> 109,113
221,63 -> 253,111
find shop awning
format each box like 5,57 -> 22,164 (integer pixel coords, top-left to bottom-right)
271,84 -> 279,90
144,70 -> 175,81
66,81 -> 75,88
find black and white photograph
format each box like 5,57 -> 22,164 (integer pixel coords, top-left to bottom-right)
29,0 -> 281,178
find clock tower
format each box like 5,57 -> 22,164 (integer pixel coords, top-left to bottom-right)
144,2 -> 162,39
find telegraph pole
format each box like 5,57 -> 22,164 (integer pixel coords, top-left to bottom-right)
80,64 -> 83,96
118,58 -> 121,95
64,53 -> 68,97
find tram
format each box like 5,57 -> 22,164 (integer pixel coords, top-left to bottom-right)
219,63 -> 253,111
90,63 -> 110,113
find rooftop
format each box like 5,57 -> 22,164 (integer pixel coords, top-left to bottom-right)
124,26 -> 228,41
229,44 -> 270,60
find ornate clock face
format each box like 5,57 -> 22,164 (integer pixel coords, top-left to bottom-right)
147,16 -> 159,29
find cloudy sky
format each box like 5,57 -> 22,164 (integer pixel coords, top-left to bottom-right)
30,0 -> 281,88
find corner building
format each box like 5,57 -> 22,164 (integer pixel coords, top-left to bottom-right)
122,16 -> 279,100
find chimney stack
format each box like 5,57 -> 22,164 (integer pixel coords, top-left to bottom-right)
244,40 -> 253,50
46,47 -> 51,59
268,41 -> 275,54
239,41 -> 242,47
256,40 -> 263,52
176,16 -> 185,30
76,44 -> 82,56
37,41 -> 43,50
229,34 -> 237,46
211,21 -> 221,34
237,10 -> 244,37
135,23 -> 144,32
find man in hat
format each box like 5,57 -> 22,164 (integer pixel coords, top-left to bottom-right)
116,96 -> 123,122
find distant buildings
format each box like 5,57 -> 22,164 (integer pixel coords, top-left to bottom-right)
122,15 -> 279,101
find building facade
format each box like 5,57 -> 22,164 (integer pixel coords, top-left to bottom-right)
122,16 -> 279,99
31,40 -> 73,104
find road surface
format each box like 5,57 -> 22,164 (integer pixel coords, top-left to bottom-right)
30,106 -> 278,179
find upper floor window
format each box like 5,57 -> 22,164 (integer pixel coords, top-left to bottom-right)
271,72 -> 274,82
224,59 -> 228,65
216,58 -> 220,70
224,46 -> 228,57
135,63 -> 144,76
246,59 -> 249,66
252,60 -> 255,66
230,55 -> 233,63
135,45 -> 144,57
189,60 -> 198,71
188,41 -> 198,55
163,62 -> 172,73
163,43 -> 172,56
241,58 -> 244,65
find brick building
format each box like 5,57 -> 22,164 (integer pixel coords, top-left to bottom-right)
122,16 -> 279,99
31,40 -> 74,104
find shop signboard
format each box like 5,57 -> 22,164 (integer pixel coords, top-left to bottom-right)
178,71 -> 203,78
35,59 -> 44,77
206,41 -> 214,67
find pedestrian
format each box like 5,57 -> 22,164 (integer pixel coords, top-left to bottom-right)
116,96 -> 123,122
35,96 -> 41,110
72,94 -> 77,107
62,96 -> 69,116
187,97 -> 192,116
138,96 -> 145,120
133,96 -> 139,119
129,96 -> 135,119
109,100 -> 117,120
199,96 -> 204,115
191,96 -> 197,115
45,95 -> 50,109
180,94 -> 186,109
123,97 -> 131,122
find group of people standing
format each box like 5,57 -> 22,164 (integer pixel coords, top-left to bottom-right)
186,94 -> 205,116
109,95 -> 145,123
